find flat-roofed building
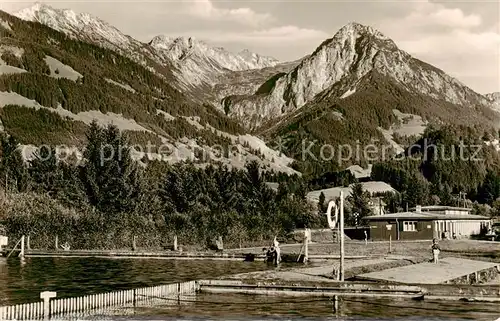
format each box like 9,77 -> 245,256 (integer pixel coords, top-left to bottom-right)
364,206 -> 491,241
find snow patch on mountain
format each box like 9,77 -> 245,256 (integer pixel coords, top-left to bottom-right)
331,111 -> 344,120
105,78 -> 136,93
378,127 -> 404,154
377,109 -> 427,155
15,3 -> 137,53
44,56 -> 82,81
340,88 -> 356,99
0,18 -> 12,31
392,109 -> 427,137
0,91 -> 150,132
0,45 -> 24,58
0,46 -> 26,75
181,116 -> 205,130
156,109 -> 175,121
1,91 -> 297,174
0,64 -> 26,75
189,118 -> 297,175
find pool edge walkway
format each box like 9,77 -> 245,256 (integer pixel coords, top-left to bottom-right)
356,257 -> 500,284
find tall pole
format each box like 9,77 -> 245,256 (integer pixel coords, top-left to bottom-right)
339,191 -> 344,282
326,197 -> 343,281
19,235 -> 25,258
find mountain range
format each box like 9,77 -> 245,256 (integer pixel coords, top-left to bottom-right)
15,3 -> 279,90
1,3 -> 500,176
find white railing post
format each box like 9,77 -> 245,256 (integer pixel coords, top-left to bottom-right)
40,291 -> 56,320
339,191 -> 344,281
303,230 -> 309,263
19,235 -> 25,259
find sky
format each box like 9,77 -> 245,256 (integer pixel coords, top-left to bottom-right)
1,0 -> 499,94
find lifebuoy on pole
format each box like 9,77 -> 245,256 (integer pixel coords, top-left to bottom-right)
325,192 -> 345,282
326,200 -> 338,229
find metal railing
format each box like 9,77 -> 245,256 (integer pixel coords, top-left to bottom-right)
0,280 -> 198,320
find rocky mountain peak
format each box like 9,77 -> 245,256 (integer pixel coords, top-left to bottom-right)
486,92 -> 500,101
222,22 -> 489,129
15,3 -> 135,51
149,34 -> 278,70
486,92 -> 500,112
336,22 -> 388,39
149,34 -> 279,87
316,22 -> 399,55
149,35 -> 201,50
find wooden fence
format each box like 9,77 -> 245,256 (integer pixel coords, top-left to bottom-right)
0,281 -> 198,320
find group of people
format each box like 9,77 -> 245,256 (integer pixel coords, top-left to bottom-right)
263,237 -> 281,265
262,236 -> 442,265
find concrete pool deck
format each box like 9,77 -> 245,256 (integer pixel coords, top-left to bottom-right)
357,257 -> 500,284
222,258 -> 398,282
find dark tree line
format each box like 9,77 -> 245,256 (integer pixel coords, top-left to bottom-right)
0,122 -> 319,249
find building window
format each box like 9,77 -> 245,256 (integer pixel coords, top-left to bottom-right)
403,221 -> 417,232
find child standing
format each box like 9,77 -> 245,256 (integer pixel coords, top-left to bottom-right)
431,238 -> 441,264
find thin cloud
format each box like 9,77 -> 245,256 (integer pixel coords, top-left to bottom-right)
406,2 -> 482,29
182,0 -> 273,28
378,0 -> 500,94
200,25 -> 329,44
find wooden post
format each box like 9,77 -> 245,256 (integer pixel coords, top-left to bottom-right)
132,236 -> 137,251
55,235 -> 58,250
40,291 -> 56,320
303,231 -> 309,263
173,235 -> 178,251
27,235 -> 31,251
389,235 -> 392,253
332,295 -> 339,313
19,235 -> 25,258
339,191 -> 344,282
177,282 -> 181,305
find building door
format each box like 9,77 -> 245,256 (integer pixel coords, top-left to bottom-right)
380,222 -> 397,241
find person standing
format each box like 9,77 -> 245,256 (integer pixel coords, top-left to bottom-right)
273,236 -> 281,265
431,238 -> 441,264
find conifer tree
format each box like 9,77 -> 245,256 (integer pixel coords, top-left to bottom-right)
318,191 -> 326,214
0,135 -> 29,193
349,183 -> 372,224
29,145 -> 62,197
80,122 -> 140,215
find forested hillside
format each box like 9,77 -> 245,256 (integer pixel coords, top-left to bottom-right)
261,71 -> 499,177
0,10 -> 300,175
0,10 -> 242,141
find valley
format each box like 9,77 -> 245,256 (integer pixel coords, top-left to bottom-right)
0,2 -> 499,259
